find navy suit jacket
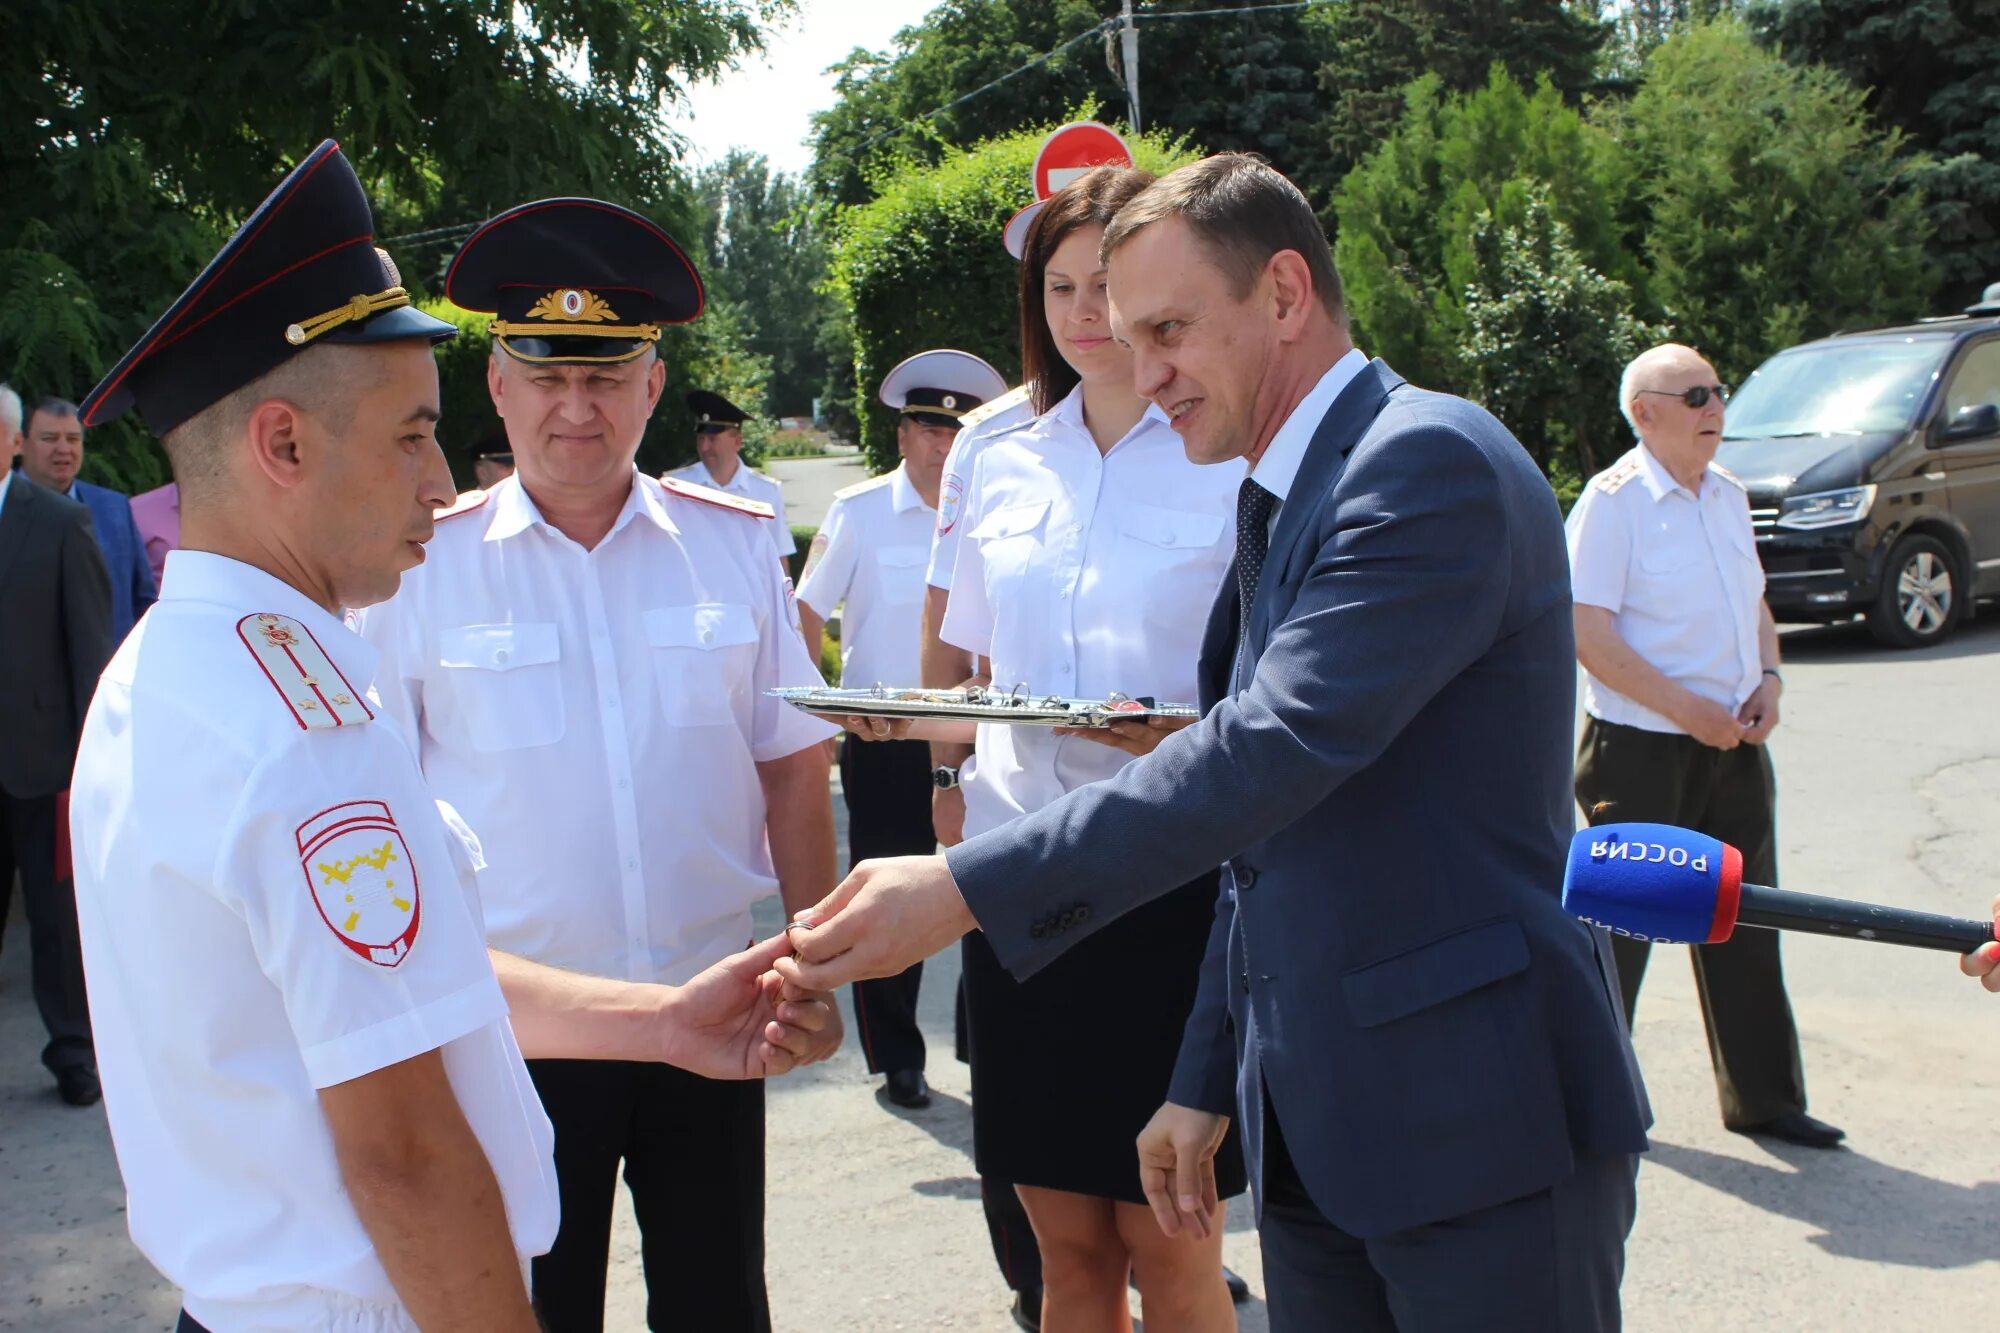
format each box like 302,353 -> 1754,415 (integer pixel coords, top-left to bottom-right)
71,479 -> 156,640
949,360 -> 1650,1238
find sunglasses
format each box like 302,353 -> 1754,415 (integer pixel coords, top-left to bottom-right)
1638,384 -> 1730,408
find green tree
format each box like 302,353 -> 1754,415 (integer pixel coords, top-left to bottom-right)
1332,67 -> 1637,395
1310,0 -> 1609,197
1747,0 -> 2000,307
2,0 -> 785,490
1461,189 -> 1665,489
808,1 -> 1334,209
1609,18 -> 1934,381
693,152 -> 836,419
828,120 -> 1199,471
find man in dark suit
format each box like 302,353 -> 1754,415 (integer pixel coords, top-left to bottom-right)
1,384 -> 115,1105
782,156 -> 1652,1331
19,396 -> 156,640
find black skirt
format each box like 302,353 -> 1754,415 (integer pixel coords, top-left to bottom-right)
960,868 -> 1249,1205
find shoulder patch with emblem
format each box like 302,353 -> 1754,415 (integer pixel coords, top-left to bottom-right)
298,800 -> 421,967
237,613 -> 374,730
833,472 -> 894,501
958,382 -> 1030,430
1592,458 -> 1642,494
800,528 -> 831,581
662,475 -> 775,519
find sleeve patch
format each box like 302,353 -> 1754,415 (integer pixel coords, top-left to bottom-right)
800,529 -> 830,581
297,801 -> 422,968
237,613 -> 374,730
937,473 -> 964,535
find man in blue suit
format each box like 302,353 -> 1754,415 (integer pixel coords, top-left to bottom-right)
784,155 -> 1651,1330
21,397 -> 156,640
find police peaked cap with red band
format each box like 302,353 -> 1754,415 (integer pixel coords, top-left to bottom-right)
80,140 -> 455,437
445,198 -> 704,366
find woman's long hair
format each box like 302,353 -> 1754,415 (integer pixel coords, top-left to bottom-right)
1017,165 -> 1156,416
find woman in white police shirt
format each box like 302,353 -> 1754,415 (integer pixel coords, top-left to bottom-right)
941,167 -> 1247,1330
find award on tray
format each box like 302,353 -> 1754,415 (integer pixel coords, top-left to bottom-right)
766,684 -> 1200,729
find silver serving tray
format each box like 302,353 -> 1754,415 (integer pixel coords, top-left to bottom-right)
767,684 -> 1199,729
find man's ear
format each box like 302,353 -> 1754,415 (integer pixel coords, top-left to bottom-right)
643,355 -> 667,417
486,349 -> 508,416
1266,249 -> 1316,341
244,399 -> 309,490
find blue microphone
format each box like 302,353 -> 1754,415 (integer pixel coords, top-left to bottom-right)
1564,823 -> 1997,954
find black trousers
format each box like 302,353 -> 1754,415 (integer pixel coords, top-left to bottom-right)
0,791 -> 93,1074
527,1058 -> 768,1333
1260,1092 -> 1637,1331
1574,717 -> 1807,1128
839,737 -> 934,1075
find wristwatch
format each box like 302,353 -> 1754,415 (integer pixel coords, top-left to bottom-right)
931,765 -> 961,791
1762,667 -> 1783,686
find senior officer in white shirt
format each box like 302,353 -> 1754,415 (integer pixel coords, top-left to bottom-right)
65,143 -> 832,1333
359,200 -> 842,1333
797,349 -> 1007,1113
1567,341 -> 1842,1150
665,388 -> 795,570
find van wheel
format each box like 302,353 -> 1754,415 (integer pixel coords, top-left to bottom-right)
1867,534 -> 1959,647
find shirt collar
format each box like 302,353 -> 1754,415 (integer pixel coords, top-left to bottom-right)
158,549 -> 381,691
0,467 -> 13,514
887,462 -> 928,514
1632,444 -> 1707,503
482,470 -> 676,543
1249,347 -> 1369,503
1049,383 -> 1176,449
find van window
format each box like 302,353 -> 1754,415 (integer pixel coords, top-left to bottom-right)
1726,339 -> 1949,439
1941,341 -> 2000,424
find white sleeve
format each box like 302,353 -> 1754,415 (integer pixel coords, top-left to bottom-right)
747,536 -> 840,762
794,495 -> 858,619
765,481 -> 796,558
215,731 -> 508,1089
1565,485 -> 1632,614
926,428 -> 977,590
938,454 -> 996,659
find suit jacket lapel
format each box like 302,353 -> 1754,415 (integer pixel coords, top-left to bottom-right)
1246,359 -> 1405,651
0,474 -> 41,588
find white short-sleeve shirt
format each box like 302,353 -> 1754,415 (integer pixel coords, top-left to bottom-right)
69,551 -> 557,1333
665,459 -> 796,559
795,462 -> 933,687
359,472 -> 835,986
1566,444 -> 1767,732
927,385 -> 1037,590
940,386 -> 1243,837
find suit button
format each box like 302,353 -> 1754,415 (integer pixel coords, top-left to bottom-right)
1074,904 -> 1091,923
1235,863 -> 1258,890
1239,970 -> 1251,993
1030,923 -> 1047,940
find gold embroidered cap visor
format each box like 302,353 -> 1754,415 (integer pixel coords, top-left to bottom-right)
79,139 -> 455,437
446,198 -> 704,366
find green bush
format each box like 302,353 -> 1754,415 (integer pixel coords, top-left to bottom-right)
827,115 -> 1203,472
785,525 -> 817,586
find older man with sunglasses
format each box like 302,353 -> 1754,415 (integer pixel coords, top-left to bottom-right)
1565,342 -> 1843,1150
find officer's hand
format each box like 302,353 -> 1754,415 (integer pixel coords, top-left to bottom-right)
1958,895 -> 2000,993
933,784 -> 967,847
1737,677 -> 1781,744
1137,1101 -> 1230,1239
1679,694 -> 1744,750
775,855 -> 975,992
839,714 -> 916,742
1053,714 -> 1195,757
661,934 -> 836,1079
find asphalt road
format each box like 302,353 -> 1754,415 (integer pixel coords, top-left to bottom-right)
4,615 -> 1997,1330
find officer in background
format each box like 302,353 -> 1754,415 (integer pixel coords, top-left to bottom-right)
665,389 -> 794,570
1568,341 -> 1843,1149
797,349 -> 1007,1111
471,432 -> 515,490
65,140 -> 830,1333
361,198 -> 842,1333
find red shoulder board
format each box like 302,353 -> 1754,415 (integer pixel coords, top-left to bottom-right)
661,475 -> 774,519
237,613 -> 374,730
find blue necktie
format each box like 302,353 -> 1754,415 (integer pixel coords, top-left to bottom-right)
1235,478 -> 1277,627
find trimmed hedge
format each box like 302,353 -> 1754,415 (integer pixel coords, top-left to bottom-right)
827,118 -> 1202,473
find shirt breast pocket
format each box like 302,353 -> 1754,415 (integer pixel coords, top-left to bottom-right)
438,623 -> 564,753
1118,502 -> 1228,576
645,604 -> 759,727
968,501 -> 1049,597
874,545 -> 928,604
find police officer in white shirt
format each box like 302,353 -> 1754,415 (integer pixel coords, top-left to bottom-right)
64,143 -> 831,1333
1568,341 -> 1842,1150
360,198 -> 842,1333
796,349 -> 1006,1111
665,388 -> 795,569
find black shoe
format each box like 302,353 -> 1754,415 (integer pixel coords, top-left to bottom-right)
1732,1111 -> 1845,1149
55,1065 -> 102,1108
1223,1264 -> 1249,1303
1010,1288 -> 1042,1331
883,1069 -> 931,1109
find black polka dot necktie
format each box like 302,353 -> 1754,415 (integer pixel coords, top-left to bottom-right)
1236,478 -> 1278,627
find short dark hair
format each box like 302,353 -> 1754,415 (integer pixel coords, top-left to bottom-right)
1101,153 -> 1345,324
1019,166 -> 1157,415
26,397 -> 81,431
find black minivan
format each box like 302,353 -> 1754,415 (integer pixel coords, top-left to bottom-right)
1718,288 -> 2000,647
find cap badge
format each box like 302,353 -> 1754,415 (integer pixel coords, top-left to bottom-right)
527,288 -> 616,324
943,394 -> 958,409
